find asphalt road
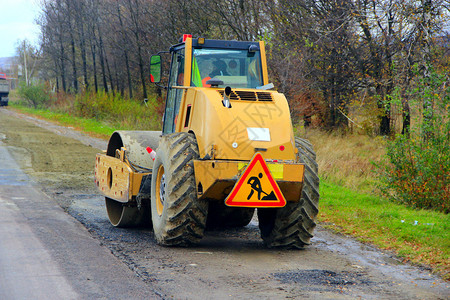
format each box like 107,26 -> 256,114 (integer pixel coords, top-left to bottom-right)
0,108 -> 448,299
0,138 -> 158,299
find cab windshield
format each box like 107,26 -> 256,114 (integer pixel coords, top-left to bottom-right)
191,48 -> 263,89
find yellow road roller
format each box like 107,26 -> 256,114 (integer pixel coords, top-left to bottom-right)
94,35 -> 319,248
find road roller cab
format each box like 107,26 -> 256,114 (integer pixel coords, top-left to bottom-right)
94,36 -> 319,248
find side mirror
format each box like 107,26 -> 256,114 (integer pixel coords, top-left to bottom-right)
150,55 -> 161,83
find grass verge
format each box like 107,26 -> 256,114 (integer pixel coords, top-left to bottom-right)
301,128 -> 386,194
319,180 -> 449,280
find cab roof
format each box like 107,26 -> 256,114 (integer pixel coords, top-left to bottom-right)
171,38 -> 260,52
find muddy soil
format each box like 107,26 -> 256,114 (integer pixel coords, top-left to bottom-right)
0,108 -> 448,299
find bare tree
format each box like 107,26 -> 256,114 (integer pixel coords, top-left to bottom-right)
35,0 -> 449,134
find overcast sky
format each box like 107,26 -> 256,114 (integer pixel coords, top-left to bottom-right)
0,0 -> 41,58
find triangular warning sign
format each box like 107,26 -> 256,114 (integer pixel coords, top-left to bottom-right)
225,153 -> 286,208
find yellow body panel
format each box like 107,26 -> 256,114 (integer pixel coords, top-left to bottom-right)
176,87 -> 296,161
94,153 -> 149,203
259,41 -> 269,86
184,37 -> 193,86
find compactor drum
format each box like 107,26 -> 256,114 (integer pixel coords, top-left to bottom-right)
94,35 -> 319,248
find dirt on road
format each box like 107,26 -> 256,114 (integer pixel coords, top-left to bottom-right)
0,108 -> 448,299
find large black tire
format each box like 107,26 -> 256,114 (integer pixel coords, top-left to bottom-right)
150,132 -> 208,246
257,137 -> 319,249
206,202 -> 254,229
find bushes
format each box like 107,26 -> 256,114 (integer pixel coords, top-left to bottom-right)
378,67 -> 450,213
15,84 -> 163,131
17,82 -> 52,108
380,134 -> 449,213
73,89 -> 162,130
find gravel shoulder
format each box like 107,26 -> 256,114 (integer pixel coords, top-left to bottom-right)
0,108 -> 448,299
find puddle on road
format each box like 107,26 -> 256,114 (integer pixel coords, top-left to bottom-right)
273,269 -> 372,287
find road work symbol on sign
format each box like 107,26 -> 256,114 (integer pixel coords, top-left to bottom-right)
247,173 -> 277,201
225,153 -> 286,208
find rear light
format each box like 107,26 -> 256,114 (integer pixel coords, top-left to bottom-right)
279,145 -> 285,151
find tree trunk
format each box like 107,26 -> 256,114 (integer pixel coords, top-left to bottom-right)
401,97 -> 410,136
113,60 -> 122,97
376,82 -> 390,136
97,23 -> 108,93
59,42 -> 67,93
125,51 -> 133,98
105,49 -> 115,95
128,0 -> 147,99
91,40 -> 98,93
67,0 -> 78,93
70,33 -> 78,92
77,14 -> 89,90
421,1 -> 434,141
378,99 -> 391,136
57,24 -> 66,91
137,43 -> 147,99
54,60 -> 60,92
117,2 -> 132,98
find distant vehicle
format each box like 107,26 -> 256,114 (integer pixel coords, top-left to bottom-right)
0,72 -> 9,106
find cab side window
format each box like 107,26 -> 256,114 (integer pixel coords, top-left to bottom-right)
163,51 -> 184,134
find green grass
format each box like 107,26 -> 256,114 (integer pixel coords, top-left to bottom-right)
319,180 -> 449,279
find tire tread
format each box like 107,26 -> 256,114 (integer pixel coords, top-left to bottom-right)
258,138 -> 319,249
151,133 -> 207,246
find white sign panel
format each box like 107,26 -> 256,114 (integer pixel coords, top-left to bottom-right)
247,128 -> 271,142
